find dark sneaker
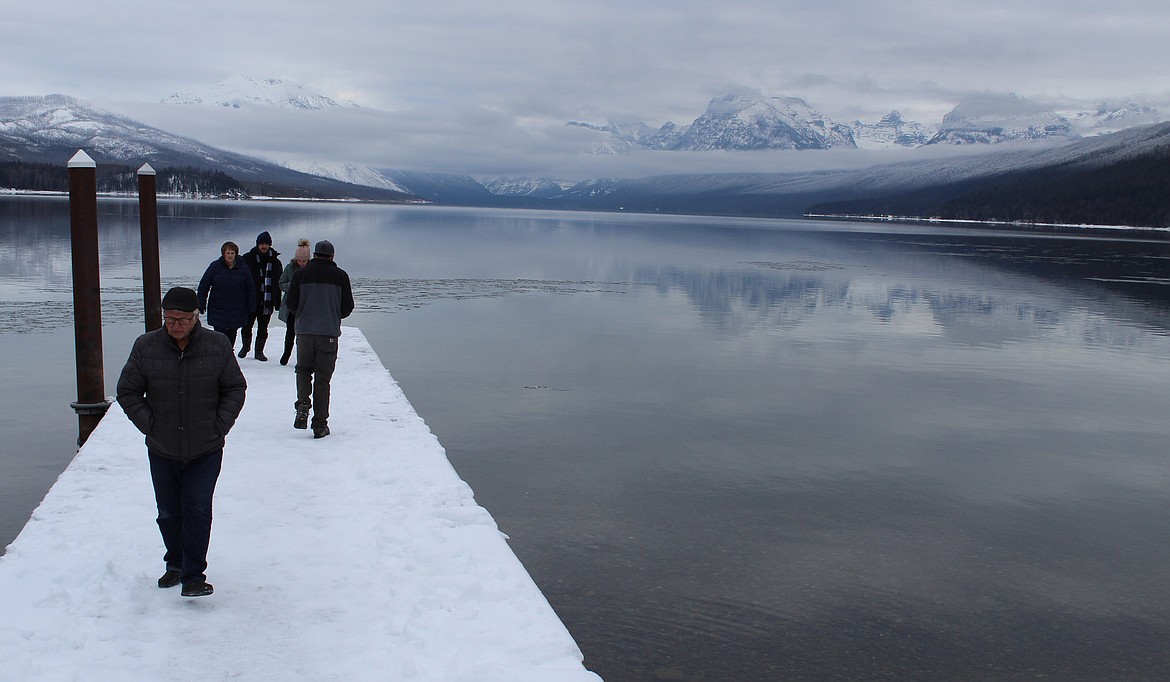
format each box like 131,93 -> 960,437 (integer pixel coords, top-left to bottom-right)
181,580 -> 214,597
255,351 -> 268,362
157,569 -> 181,588
237,348 -> 248,358
279,351 -> 291,366
294,409 -> 309,430
313,424 -> 330,439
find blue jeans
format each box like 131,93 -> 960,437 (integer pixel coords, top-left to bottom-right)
149,448 -> 223,585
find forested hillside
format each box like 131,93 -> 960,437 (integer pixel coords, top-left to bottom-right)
0,161 -> 246,197
808,145 -> 1170,228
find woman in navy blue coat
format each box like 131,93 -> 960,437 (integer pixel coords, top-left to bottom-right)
197,241 -> 256,347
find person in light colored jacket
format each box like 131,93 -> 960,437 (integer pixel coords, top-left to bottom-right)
277,238 -> 311,366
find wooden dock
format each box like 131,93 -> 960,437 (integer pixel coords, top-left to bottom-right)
0,326 -> 600,681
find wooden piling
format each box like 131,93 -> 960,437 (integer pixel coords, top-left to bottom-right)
137,164 -> 161,332
68,150 -> 109,448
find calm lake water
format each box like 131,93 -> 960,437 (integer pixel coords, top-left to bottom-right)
3,196 -> 1170,680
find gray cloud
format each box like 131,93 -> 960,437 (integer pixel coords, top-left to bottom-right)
7,0 -> 1170,178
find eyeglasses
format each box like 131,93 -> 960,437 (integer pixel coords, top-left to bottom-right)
163,314 -> 197,326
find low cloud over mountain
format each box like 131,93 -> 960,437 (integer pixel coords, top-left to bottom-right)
162,75 -> 355,111
4,83 -> 1170,227
102,76 -> 1169,185
570,92 -> 1169,153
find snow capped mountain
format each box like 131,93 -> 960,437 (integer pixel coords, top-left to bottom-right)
531,119 -> 1170,222
573,92 -> 1169,153
564,120 -> 654,154
920,93 -> 1170,146
480,177 -> 573,198
163,75 -> 352,110
5,88 -> 1169,226
0,95 -> 414,201
925,93 -> 1078,145
283,160 -> 408,193
0,94 -> 270,170
569,94 -> 858,152
850,111 -> 935,149
1063,100 -> 1166,136
672,94 -> 857,150
6,85 -> 1169,216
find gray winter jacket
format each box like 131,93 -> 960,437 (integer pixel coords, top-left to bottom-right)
117,322 -> 247,462
285,257 -> 354,337
277,261 -> 301,323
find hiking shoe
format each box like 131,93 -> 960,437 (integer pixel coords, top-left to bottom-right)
313,424 -> 330,439
157,569 -> 181,588
255,351 -> 268,362
181,580 -> 214,597
294,409 -> 309,430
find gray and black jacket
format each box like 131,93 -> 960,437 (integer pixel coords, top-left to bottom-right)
285,257 -> 354,337
116,322 -> 247,462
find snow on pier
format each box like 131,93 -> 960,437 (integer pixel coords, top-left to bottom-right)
0,327 -> 600,682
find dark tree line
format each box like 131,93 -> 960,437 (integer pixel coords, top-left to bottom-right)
936,152 -> 1170,228
809,148 -> 1170,229
0,160 -> 69,191
0,161 -> 247,198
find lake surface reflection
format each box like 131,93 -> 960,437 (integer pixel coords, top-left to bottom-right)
3,197 -> 1170,680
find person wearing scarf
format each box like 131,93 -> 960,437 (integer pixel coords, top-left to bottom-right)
239,231 -> 283,361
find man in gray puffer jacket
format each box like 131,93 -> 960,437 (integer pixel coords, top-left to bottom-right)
117,287 -> 247,598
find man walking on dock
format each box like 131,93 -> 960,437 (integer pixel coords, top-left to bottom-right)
116,287 -> 247,598
285,240 -> 354,439
239,230 -> 283,361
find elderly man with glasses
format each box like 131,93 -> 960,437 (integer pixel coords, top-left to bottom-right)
117,287 -> 247,598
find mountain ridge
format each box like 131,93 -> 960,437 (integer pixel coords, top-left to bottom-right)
163,75 -> 354,110
0,95 -> 414,201
570,92 -> 1169,153
3,90 -> 1168,228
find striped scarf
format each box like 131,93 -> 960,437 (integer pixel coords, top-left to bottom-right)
255,254 -> 275,315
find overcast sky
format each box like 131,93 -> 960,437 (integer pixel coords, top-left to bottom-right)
4,0 -> 1169,178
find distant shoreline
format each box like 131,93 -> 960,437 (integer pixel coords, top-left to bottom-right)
0,188 -> 426,204
805,212 -> 1170,240
4,190 -> 1167,236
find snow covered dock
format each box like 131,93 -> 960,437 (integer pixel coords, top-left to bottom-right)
0,327 -> 600,682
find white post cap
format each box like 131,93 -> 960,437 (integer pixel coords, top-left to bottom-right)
68,150 -> 96,168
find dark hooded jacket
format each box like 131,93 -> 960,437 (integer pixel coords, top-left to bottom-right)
117,322 -> 247,462
197,256 -> 255,329
242,244 -> 283,316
